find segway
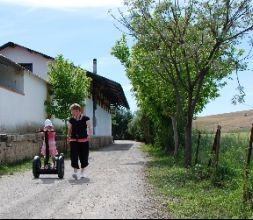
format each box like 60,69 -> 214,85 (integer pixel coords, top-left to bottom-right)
33,130 -> 65,179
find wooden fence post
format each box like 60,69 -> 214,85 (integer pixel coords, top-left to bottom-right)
243,124 -> 253,202
208,125 -> 221,168
195,131 -> 201,165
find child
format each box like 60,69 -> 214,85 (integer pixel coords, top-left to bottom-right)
41,119 -> 58,169
68,103 -> 92,180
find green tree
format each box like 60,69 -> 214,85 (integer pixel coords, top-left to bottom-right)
113,37 -> 187,153
112,37 -> 182,153
128,110 -> 155,144
46,55 -> 91,133
112,0 -> 253,167
112,107 -> 133,140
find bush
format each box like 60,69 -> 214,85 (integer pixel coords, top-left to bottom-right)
112,107 -> 133,140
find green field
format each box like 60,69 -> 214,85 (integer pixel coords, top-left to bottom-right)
193,110 -> 253,133
142,131 -> 253,219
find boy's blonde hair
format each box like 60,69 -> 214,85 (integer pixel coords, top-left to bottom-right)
69,103 -> 81,111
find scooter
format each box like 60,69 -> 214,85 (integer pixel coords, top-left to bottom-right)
32,130 -> 64,179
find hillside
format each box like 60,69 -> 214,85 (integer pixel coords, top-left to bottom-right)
193,109 -> 253,133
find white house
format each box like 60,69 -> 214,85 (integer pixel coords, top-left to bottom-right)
0,42 -> 129,141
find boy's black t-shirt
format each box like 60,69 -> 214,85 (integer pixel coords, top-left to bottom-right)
69,116 -> 90,139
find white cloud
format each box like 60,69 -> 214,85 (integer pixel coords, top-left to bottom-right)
0,0 -> 123,9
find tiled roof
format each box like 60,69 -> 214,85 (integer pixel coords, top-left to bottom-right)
0,42 -> 54,60
0,42 -> 129,109
86,71 -> 129,109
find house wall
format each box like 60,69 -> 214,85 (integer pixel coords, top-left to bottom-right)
0,46 -> 113,137
85,98 -> 93,122
0,47 -> 52,81
85,98 -> 112,136
0,134 -> 112,164
0,70 -> 47,133
95,104 -> 112,136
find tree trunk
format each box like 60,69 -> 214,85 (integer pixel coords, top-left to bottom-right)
185,123 -> 192,168
171,116 -> 179,156
185,104 -> 193,168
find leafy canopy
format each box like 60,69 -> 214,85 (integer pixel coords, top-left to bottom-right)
46,55 -> 91,121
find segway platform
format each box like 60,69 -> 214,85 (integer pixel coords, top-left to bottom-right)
33,154 -> 65,179
32,130 -> 65,179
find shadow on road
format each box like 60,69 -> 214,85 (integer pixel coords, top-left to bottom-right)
99,143 -> 135,152
68,177 -> 90,186
121,161 -> 146,166
35,177 -> 63,184
34,177 -> 91,186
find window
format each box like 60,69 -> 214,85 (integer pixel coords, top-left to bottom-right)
0,63 -> 24,94
19,63 -> 33,72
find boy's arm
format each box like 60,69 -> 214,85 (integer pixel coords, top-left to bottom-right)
67,122 -> 72,141
86,120 -> 92,139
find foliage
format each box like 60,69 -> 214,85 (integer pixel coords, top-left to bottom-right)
112,107 -> 133,140
142,131 -> 253,218
46,55 -> 91,122
112,0 -> 253,166
128,111 -> 145,142
112,35 -> 184,153
128,110 -> 155,143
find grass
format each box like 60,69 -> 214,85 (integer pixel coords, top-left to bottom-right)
0,148 -> 91,178
142,132 -> 253,219
0,159 -> 32,177
0,150 -> 72,178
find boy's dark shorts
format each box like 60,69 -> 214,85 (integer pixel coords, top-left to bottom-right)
70,141 -> 89,169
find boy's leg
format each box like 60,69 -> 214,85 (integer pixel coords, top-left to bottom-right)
70,142 -> 80,169
79,142 -> 89,177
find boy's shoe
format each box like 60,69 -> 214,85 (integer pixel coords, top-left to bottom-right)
80,172 -> 85,178
72,173 -> 80,180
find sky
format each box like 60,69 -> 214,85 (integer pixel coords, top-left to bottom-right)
0,0 -> 252,117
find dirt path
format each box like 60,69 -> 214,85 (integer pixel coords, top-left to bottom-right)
0,141 -> 168,219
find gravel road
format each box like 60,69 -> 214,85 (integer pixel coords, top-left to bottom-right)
0,140 -> 168,219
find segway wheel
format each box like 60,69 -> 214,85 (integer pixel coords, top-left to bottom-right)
58,156 -> 64,179
33,156 -> 41,179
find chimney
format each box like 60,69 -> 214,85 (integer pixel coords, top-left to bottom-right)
93,58 -> 97,74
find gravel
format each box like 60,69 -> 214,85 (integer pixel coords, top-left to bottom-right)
0,140 -> 169,219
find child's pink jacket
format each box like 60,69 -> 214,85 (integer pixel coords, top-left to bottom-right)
41,128 -> 58,156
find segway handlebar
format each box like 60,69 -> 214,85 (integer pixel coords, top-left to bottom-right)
36,129 -> 56,133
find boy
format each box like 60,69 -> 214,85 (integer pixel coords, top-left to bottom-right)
68,103 -> 92,180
